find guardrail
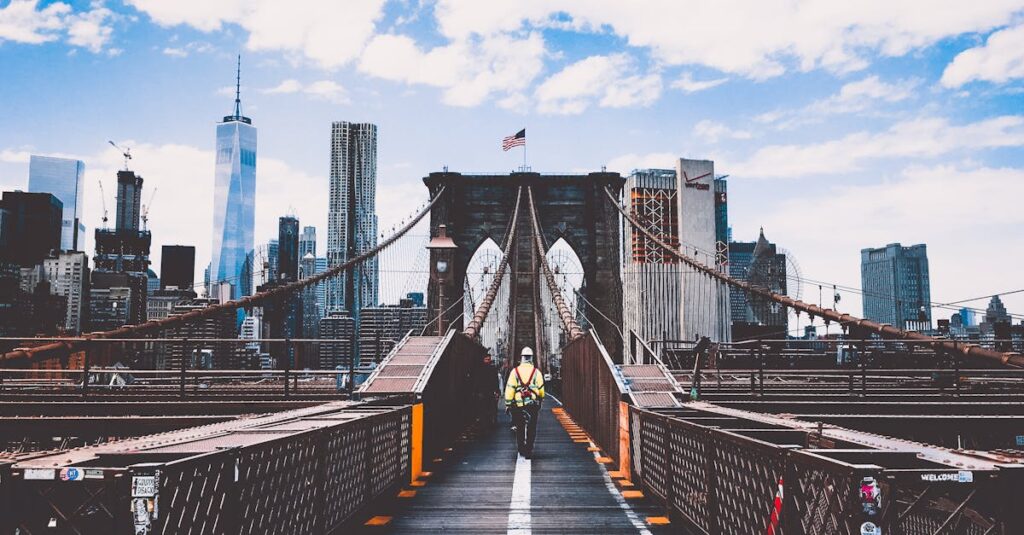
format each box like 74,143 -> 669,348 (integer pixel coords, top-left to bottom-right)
560,330 -> 628,465
2,403 -> 413,534
629,405 -> 1024,534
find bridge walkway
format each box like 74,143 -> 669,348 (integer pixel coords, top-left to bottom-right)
359,402 -> 671,534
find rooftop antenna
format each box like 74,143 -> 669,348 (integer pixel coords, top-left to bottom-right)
234,54 -> 242,118
108,140 -> 132,171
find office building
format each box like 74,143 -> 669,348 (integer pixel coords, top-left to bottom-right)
161,298 -> 239,370
28,155 -> 86,250
41,251 -> 89,334
860,243 -> 931,330
621,169 -> 684,348
88,286 -> 132,332
210,57 -> 257,302
984,295 -> 1011,325
93,168 -> 151,327
267,239 -> 279,284
677,158 -> 730,342
958,307 -> 976,327
147,287 -> 197,321
0,191 -> 63,267
300,226 -> 316,258
326,122 -> 378,320
278,216 -> 299,282
161,245 -> 195,290
318,311 -> 355,369
729,229 -> 788,339
358,296 -> 428,361
301,253 -> 321,338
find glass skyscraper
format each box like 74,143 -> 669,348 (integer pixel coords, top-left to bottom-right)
28,155 -> 85,251
210,57 -> 256,301
861,243 -> 931,330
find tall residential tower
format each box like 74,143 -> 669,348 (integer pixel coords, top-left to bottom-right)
210,56 -> 256,301
326,122 -> 378,319
861,243 -> 931,330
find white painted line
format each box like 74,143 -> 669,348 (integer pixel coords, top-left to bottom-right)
591,447 -> 652,535
507,455 -> 531,535
546,393 -> 563,406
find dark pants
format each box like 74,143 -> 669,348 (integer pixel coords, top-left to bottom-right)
510,403 -> 540,457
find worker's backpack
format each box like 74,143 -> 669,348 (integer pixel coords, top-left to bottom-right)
514,367 -> 538,403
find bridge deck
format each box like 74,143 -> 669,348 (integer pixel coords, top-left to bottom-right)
365,403 -> 670,534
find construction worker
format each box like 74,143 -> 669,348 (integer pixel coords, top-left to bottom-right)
504,347 -> 545,458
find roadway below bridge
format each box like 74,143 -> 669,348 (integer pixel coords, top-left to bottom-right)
353,402 -> 672,534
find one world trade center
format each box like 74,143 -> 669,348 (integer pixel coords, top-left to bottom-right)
210,56 -> 256,302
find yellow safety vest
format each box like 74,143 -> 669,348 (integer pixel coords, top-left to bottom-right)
504,363 -> 545,407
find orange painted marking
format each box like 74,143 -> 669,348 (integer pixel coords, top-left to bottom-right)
607,471 -> 626,479
419,471 -> 433,478
618,480 -> 635,488
397,490 -> 417,498
587,447 -> 601,452
646,516 -> 670,525
365,516 -> 392,526
622,490 -> 644,499
410,480 -> 426,487
596,456 -> 614,464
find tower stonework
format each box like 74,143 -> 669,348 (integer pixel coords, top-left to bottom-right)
424,171 -> 625,362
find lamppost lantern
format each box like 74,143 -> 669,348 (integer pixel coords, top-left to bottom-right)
427,224 -> 459,335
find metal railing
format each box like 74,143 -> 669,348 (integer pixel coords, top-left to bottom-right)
560,330 -> 627,463
629,405 -> 1024,535
3,403 -> 412,534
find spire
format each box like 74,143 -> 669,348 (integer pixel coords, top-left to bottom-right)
234,54 -> 242,118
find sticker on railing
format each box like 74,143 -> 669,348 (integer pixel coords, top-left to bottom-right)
23,468 -> 55,480
860,521 -> 881,535
919,471 -> 973,483
132,475 -> 157,497
59,467 -> 82,481
859,476 -> 881,517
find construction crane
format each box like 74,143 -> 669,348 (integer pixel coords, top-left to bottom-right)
141,187 -> 158,230
97,179 -> 109,228
108,140 -> 132,171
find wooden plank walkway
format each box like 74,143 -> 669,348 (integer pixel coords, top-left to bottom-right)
355,403 -> 673,534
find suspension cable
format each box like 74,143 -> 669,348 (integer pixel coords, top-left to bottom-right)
603,186 -> 1024,368
464,186 -> 522,339
2,186 -> 448,364
527,187 -> 584,341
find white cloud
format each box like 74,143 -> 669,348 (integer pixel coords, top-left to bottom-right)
359,32 -> 545,107
759,75 -> 919,129
262,79 -> 303,94
535,54 -> 661,114
0,0 -> 69,45
604,152 -> 678,174
303,80 -> 349,104
66,3 -> 115,53
260,79 -> 349,104
731,115 -> 1024,178
161,40 -> 215,58
435,0 -> 1024,79
749,165 -> 1024,321
941,23 -> 1024,87
671,72 -> 728,93
0,0 -> 115,53
694,119 -> 752,143
127,0 -> 386,69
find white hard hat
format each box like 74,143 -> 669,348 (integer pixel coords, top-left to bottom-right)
521,347 -> 534,358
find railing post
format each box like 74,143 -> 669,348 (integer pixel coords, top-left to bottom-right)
758,352 -> 765,396
953,346 -> 961,397
284,338 -> 291,399
860,359 -> 868,397
81,341 -> 90,398
179,338 -> 188,399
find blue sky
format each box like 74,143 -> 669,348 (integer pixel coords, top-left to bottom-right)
1,0 -> 1023,324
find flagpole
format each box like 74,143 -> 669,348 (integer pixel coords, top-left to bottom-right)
523,142 -> 527,171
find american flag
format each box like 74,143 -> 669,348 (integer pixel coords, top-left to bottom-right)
502,129 -> 526,151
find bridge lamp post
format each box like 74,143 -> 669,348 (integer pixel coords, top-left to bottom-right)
428,224 -> 459,336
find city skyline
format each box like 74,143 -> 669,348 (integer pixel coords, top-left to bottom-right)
0,2 -> 1023,322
